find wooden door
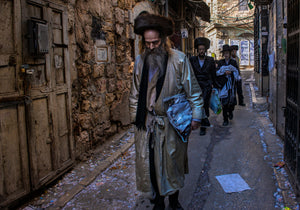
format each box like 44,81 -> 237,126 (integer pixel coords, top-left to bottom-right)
21,0 -> 74,190
0,0 -> 31,207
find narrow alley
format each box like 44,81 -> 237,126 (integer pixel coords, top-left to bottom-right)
1,0 -> 300,209
20,70 -> 298,209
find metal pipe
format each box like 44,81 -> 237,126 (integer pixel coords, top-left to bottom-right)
165,0 -> 168,17
181,0 -> 185,53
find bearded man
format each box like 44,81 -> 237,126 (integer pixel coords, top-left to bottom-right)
189,37 -> 216,136
129,12 -> 204,210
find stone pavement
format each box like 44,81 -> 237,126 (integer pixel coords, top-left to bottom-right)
19,130 -> 136,210
19,70 -> 299,210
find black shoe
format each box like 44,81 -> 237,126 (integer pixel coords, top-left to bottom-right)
153,203 -> 165,210
169,202 -> 184,210
201,118 -> 210,127
169,191 -> 183,210
153,196 -> 165,210
199,128 -> 206,136
223,120 -> 229,126
239,103 -> 246,106
228,112 -> 233,120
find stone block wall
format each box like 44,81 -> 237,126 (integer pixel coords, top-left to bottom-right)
69,0 -> 152,157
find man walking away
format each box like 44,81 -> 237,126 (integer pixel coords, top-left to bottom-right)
129,12 -> 204,210
216,44 -> 239,126
230,45 -> 245,106
189,37 -> 216,136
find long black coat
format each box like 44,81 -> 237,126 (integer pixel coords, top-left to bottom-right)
189,56 -> 216,117
189,56 -> 216,89
216,58 -> 239,106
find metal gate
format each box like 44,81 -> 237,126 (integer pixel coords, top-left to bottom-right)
0,0 -> 74,207
285,0 -> 300,192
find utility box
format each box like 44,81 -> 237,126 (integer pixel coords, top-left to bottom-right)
27,20 -> 49,55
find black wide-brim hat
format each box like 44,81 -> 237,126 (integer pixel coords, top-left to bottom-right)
194,37 -> 210,49
230,45 -> 239,51
221,44 -> 232,52
134,12 -> 174,36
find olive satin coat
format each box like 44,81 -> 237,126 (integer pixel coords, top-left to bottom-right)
129,49 -> 204,196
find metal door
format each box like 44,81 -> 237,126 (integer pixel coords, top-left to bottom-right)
285,0 -> 300,191
21,0 -> 74,189
0,0 -> 31,207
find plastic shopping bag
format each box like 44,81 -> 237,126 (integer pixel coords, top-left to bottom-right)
210,88 -> 222,114
163,94 -> 192,142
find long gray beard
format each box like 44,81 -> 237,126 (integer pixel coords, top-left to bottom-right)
144,45 -> 168,78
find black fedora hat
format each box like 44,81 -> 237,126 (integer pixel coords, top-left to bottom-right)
134,12 -> 174,36
230,45 -> 239,51
194,37 -> 210,49
221,44 -> 232,52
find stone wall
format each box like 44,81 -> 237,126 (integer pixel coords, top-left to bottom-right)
69,0 -> 158,157
267,0 -> 287,138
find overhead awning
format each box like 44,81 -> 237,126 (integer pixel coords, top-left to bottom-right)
237,32 -> 254,37
253,0 -> 273,5
187,0 -> 210,22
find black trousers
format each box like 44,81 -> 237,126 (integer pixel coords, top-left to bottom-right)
202,87 -> 212,117
149,134 -> 160,196
222,104 -> 234,121
201,87 -> 212,130
237,80 -> 244,104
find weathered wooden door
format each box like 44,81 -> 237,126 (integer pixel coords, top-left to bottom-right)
0,0 -> 73,206
21,0 -> 74,190
0,0 -> 31,206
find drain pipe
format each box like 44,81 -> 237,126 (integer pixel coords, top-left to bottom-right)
165,0 -> 168,17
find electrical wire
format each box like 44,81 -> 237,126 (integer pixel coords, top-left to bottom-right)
216,14 -> 254,20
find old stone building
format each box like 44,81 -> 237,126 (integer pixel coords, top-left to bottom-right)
253,0 -> 300,195
0,0 -> 210,207
267,0 -> 287,139
253,0 -> 287,139
203,0 -> 255,67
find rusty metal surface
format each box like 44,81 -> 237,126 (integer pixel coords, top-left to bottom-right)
285,0 -> 300,194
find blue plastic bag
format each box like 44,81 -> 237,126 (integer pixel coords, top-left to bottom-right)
163,94 -> 192,142
210,88 -> 222,114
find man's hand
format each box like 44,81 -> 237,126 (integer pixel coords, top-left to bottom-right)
191,120 -> 201,130
225,71 -> 231,75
